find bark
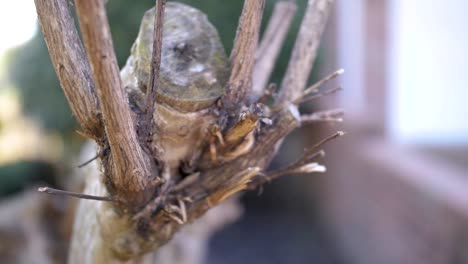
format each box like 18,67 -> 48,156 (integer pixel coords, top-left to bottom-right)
34,0 -> 339,263
74,0 -> 157,208
33,0 -> 102,137
69,142 -> 241,264
221,0 -> 266,112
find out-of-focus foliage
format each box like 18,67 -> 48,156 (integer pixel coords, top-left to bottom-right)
0,160 -> 56,197
7,0 -> 311,135
7,34 -> 75,132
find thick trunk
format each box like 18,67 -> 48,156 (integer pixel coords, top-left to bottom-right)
69,143 -> 241,263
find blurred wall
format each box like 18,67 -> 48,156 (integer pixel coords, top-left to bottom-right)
318,1 -> 468,263
321,131 -> 468,264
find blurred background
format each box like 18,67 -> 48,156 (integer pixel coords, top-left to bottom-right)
1,0 -> 467,263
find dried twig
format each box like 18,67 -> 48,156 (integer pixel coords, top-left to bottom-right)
38,187 -> 116,202
252,1 -> 297,99
34,0 -> 102,136
221,0 -> 266,112
249,131 -> 344,188
301,68 -> 344,98
301,108 -> 344,124
263,161 -> 327,184
145,0 -> 166,119
257,83 -> 277,104
294,131 -> 345,166
293,86 -> 342,105
277,0 -> 335,103
272,68 -> 343,112
74,0 -> 155,207
77,147 -> 109,168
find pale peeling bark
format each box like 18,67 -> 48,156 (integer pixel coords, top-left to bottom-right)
69,143 -> 241,264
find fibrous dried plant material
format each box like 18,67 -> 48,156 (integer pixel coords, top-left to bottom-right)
252,1 -> 297,99
34,0 -> 102,137
35,0 -> 340,262
278,0 -> 335,103
213,110 -> 259,162
249,131 -> 345,189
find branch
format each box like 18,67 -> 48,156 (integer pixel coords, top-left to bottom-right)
34,0 -> 102,136
74,0 -> 156,207
256,83 -> 277,104
293,85 -> 342,105
301,108 -> 344,124
38,187 -> 116,202
277,0 -> 334,103
197,106 -> 302,191
77,146 -> 109,168
144,0 -> 166,119
118,106 -> 302,258
221,0 -> 266,112
259,160 -> 326,185
249,130 -> 345,189
299,68 -> 344,100
252,1 -> 297,99
272,68 -> 343,112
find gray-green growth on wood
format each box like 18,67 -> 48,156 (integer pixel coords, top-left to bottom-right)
121,2 -> 230,176
122,2 -> 229,112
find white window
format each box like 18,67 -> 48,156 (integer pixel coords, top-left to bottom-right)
388,0 -> 468,144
